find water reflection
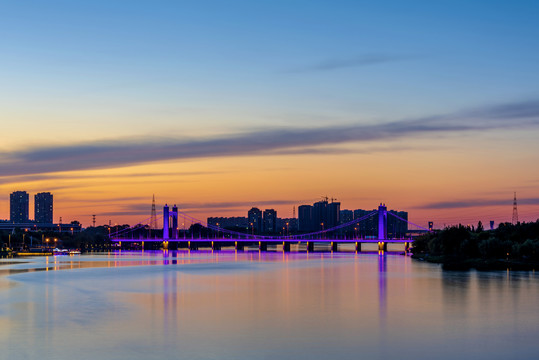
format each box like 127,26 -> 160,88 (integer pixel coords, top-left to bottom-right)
441,270 -> 471,317
378,252 -> 387,323
1,251 -> 539,360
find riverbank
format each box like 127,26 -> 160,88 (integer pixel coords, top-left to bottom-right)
411,221 -> 539,271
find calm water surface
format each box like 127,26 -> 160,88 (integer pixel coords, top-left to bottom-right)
1,250 -> 538,360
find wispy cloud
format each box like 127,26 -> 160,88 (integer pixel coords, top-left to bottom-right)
0,170 -> 225,186
0,99 -> 538,177
419,197 -> 539,209
286,53 -> 412,73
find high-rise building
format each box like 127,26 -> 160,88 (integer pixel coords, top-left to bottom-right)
34,192 -> 53,224
247,207 -> 263,234
263,209 -> 277,234
10,191 -> 29,223
298,205 -> 313,232
299,200 -> 340,232
327,201 -> 340,229
312,200 -> 328,230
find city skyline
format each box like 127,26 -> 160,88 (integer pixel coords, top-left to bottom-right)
0,188 -> 518,231
1,1 -> 538,226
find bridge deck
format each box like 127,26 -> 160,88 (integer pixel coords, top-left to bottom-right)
111,238 -> 413,243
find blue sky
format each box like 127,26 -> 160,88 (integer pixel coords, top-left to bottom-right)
2,0 -> 538,128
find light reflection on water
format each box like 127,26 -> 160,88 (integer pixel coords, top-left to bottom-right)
0,251 -> 538,360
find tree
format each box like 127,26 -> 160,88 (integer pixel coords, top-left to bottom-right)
476,221 -> 484,233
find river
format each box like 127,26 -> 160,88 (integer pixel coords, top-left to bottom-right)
1,250 -> 538,359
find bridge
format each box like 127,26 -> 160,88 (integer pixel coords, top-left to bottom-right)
110,204 -> 429,252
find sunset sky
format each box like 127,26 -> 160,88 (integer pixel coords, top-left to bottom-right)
1,1 -> 539,228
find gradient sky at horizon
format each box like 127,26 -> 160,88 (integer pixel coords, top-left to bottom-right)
1,0 -> 539,227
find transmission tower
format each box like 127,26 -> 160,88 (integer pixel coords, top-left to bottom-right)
150,194 -> 158,230
512,192 -> 518,225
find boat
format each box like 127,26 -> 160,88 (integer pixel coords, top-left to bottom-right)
53,248 -> 69,255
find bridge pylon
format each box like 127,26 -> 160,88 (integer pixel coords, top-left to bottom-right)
378,203 -> 387,241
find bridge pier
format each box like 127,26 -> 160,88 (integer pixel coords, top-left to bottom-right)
188,241 -> 198,251
355,242 -> 361,252
282,242 -> 290,252
307,241 -> 314,252
331,241 -> 338,252
378,242 -> 387,252
235,241 -> 244,251
404,242 -> 410,252
259,241 -> 268,251
212,241 -> 221,251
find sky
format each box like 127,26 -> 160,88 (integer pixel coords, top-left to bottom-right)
1,0 -> 539,228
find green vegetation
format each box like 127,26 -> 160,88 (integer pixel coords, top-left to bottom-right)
412,221 -> 539,270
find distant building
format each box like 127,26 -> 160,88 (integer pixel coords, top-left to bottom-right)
387,210 -> 408,238
354,209 -> 379,238
207,217 -> 249,230
263,209 -> 277,234
35,192 -> 53,224
248,207 -> 263,234
0,221 -> 81,233
277,218 -> 297,235
340,210 -> 353,224
10,191 -> 29,223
